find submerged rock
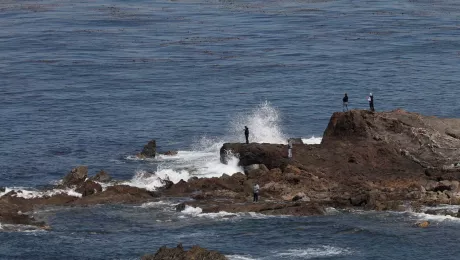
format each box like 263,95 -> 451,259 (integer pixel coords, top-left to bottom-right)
141,244 -> 228,260
415,221 -> 430,228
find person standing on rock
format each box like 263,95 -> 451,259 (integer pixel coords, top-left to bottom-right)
253,183 -> 260,202
368,93 -> 375,112
244,126 -> 249,144
288,139 -> 293,159
343,93 -> 349,112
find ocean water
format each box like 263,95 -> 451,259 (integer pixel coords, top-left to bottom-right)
1,0 -> 460,259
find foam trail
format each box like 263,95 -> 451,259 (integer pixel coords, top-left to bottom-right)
276,246 -> 351,258
227,255 -> 259,260
0,187 -> 82,199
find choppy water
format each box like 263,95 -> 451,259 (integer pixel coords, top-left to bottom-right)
1,0 -> 460,259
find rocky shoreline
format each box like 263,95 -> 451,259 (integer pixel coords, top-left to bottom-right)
2,109 -> 460,230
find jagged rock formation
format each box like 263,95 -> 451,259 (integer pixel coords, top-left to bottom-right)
141,244 -> 228,260
139,139 -> 157,158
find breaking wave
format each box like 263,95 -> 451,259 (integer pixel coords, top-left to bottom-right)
124,101 -> 322,190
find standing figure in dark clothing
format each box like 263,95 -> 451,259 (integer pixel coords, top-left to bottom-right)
253,183 -> 260,202
343,93 -> 349,112
368,93 -> 375,112
244,126 -> 249,144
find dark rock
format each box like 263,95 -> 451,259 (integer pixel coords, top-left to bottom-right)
162,179 -> 174,189
175,202 -> 186,212
433,185 -> 451,193
140,140 -> 157,158
90,170 -> 111,183
163,150 -> 178,156
0,187 -> 5,193
3,190 -> 16,197
74,185 -> 157,205
62,166 -> 88,187
75,180 -> 102,197
349,194 -> 368,206
220,143 -> 289,169
141,244 -> 228,260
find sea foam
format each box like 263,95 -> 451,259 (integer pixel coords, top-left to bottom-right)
0,187 -> 82,199
275,246 -> 352,258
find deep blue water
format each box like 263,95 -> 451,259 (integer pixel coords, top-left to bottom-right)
1,0 -> 460,259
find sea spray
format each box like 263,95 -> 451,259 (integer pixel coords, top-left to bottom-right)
125,102 -> 320,190
230,101 -> 286,144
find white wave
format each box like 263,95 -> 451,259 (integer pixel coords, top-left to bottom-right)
123,153 -> 242,190
123,102 -> 308,190
227,255 -> 259,260
139,201 -> 174,208
121,169 -> 188,191
0,187 -> 82,199
411,212 -> 460,222
421,204 -> 460,212
181,205 -> 203,215
302,136 -> 322,145
229,101 -> 286,144
276,246 -> 351,258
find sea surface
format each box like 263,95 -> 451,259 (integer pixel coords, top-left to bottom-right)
1,0 -> 460,259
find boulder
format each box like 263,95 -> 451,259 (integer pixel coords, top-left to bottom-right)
62,166 -> 88,186
140,140 -> 157,158
175,202 -> 186,212
220,143 -> 289,169
141,244 -> 228,260
76,180 -> 102,197
90,170 -> 111,183
163,150 -> 178,156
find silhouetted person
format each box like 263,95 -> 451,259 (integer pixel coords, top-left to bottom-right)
253,183 -> 260,202
368,93 -> 375,112
244,126 -> 249,144
343,93 -> 349,112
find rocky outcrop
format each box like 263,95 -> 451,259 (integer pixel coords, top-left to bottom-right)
62,166 -> 88,186
212,110 -> 460,213
74,185 -> 158,205
323,109 -> 460,168
220,143 -> 289,169
141,244 -> 228,260
90,170 -> 111,183
139,140 -> 157,158
75,180 -> 102,197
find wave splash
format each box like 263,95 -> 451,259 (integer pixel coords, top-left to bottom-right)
124,102 -> 322,190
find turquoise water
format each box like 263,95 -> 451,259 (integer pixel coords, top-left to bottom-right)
1,0 -> 460,259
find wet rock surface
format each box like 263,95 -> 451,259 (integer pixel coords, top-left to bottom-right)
3,110 -> 460,228
62,166 -> 88,187
141,244 -> 228,260
139,139 -> 157,158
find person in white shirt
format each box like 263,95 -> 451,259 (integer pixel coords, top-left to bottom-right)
253,183 -> 260,202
